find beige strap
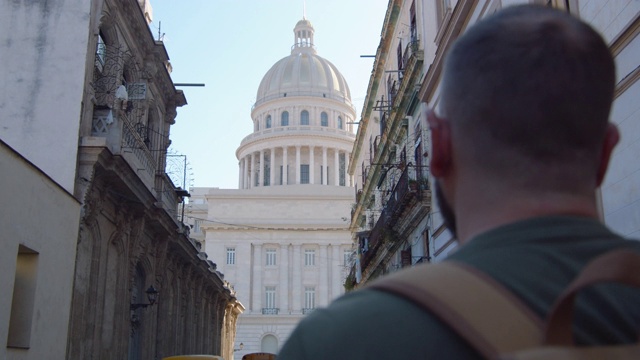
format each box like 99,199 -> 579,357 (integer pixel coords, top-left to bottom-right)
368,261 -> 543,359
545,249 -> 640,346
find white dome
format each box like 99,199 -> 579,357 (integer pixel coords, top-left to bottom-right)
254,19 -> 352,108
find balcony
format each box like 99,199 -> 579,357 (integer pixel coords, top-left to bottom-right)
91,108 -> 158,186
156,174 -> 180,224
253,90 -> 355,111
401,39 -> 420,75
90,108 -> 185,225
302,308 -> 315,315
240,125 -> 355,147
361,208 -> 390,270
385,165 -> 431,236
262,308 -> 279,315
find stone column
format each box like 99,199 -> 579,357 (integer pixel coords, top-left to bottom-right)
243,155 -> 248,189
250,152 -> 255,189
238,159 -> 243,189
295,145 -> 301,184
252,243 -> 263,312
259,149 -> 264,186
270,148 -> 275,186
292,244 -> 302,312
334,150 -> 340,186
319,244 -> 329,306
283,146 -> 288,185
322,147 -> 328,185
309,146 -> 315,184
331,245 -> 342,300
279,244 -> 289,313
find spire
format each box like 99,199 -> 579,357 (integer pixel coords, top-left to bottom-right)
292,17 -> 316,55
303,0 -> 306,20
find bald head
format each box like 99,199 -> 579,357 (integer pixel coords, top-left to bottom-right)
441,5 -> 615,190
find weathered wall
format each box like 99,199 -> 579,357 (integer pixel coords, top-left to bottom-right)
0,140 -> 80,360
0,0 -> 92,193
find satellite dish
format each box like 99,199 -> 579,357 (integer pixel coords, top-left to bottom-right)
115,85 -> 128,101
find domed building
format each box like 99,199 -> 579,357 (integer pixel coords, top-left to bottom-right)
237,18 -> 356,189
187,18 -> 356,358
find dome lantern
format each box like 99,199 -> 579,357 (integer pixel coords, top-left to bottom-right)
292,19 -> 316,55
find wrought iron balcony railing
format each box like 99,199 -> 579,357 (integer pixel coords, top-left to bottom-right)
261,308 -> 279,315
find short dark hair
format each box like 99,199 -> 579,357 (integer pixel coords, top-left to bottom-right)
442,5 -> 615,182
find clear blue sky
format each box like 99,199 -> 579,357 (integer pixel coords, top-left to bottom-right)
151,0 -> 389,189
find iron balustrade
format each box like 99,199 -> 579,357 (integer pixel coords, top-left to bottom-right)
239,125 -> 355,146
361,208 -> 390,269
253,90 -> 354,110
261,308 -> 279,315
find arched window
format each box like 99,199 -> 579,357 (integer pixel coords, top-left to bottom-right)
281,111 -> 289,126
321,112 -> 328,127
300,110 -> 309,125
338,116 -> 343,129
266,115 -> 272,129
261,334 -> 278,354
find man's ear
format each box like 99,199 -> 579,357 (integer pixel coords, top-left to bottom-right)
427,109 -> 453,178
596,123 -> 620,187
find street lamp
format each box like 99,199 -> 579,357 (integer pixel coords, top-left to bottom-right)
234,343 -> 244,352
130,285 -> 159,310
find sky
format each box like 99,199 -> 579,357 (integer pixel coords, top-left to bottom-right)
150,0 -> 389,189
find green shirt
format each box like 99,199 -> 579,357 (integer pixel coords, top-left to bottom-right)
278,216 -> 640,359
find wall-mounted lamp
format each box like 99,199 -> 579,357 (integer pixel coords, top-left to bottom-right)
130,285 -> 159,310
234,343 -> 244,352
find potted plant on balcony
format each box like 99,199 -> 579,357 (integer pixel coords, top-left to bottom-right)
409,177 -> 429,191
408,179 -> 419,191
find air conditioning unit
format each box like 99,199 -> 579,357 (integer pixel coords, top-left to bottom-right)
402,116 -> 413,128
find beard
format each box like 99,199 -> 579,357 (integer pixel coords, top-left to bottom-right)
435,180 -> 457,238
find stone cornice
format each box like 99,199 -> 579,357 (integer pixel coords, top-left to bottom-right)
418,0 -> 476,104
349,0 -> 402,176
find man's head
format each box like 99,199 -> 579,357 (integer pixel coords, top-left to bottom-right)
430,5 -> 618,238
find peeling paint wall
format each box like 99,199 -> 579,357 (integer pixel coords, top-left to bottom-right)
0,0 -> 92,193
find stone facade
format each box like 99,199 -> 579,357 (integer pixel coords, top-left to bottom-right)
68,0 -> 243,358
349,0 -> 640,287
0,141 -> 81,360
186,18 -> 356,357
0,0 -> 242,359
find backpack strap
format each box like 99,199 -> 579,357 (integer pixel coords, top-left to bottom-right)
544,249 -> 640,346
367,261 -> 543,359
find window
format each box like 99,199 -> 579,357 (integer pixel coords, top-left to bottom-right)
304,287 -> 316,312
266,248 -> 276,266
304,249 -> 316,266
410,0 -> 418,43
300,110 -> 309,125
300,164 -> 310,184
281,111 -> 289,126
96,32 -> 106,71
226,248 -> 236,265
344,249 -> 352,267
193,220 -> 201,233
338,116 -> 343,129
397,40 -> 404,71
265,286 -> 276,309
266,115 -> 272,129
8,245 -> 39,348
321,112 -> 328,126
264,157 -> 271,186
